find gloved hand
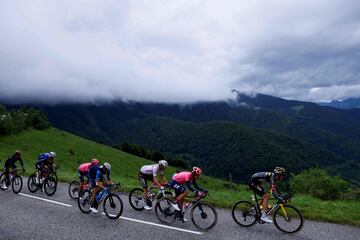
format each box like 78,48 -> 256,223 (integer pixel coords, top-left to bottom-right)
160,186 -> 165,190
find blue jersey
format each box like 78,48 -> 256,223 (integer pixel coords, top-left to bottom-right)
36,153 -> 51,168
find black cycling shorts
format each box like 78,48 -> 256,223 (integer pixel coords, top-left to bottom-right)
139,172 -> 153,188
249,182 -> 266,196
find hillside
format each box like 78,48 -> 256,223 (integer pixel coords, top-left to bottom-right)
0,128 -> 359,226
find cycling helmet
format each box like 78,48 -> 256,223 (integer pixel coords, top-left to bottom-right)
158,160 -> 168,168
91,158 -> 100,165
192,166 -> 202,175
103,162 -> 111,171
14,150 -> 21,156
274,167 -> 286,175
49,152 -> 56,158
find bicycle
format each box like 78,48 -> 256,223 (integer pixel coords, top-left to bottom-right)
129,185 -> 174,211
77,184 -> 123,219
155,192 -> 218,231
27,168 -> 58,196
0,169 -> 25,194
231,189 -> 304,233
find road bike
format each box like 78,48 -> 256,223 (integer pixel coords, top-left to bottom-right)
77,184 -> 123,219
155,192 -> 218,231
232,189 -> 304,233
0,169 -> 25,194
27,168 -> 58,196
129,185 -> 174,211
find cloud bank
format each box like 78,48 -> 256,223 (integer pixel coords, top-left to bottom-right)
1,0 -> 360,104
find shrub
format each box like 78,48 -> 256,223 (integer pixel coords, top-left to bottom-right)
289,168 -> 349,200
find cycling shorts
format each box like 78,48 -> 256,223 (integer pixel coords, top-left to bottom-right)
170,180 -> 185,196
139,172 -> 153,188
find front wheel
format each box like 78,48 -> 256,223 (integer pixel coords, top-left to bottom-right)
103,193 -> 123,219
155,197 -> 177,224
69,181 -> 80,199
27,174 -> 38,193
12,175 -> 23,194
273,205 -> 304,233
129,188 -> 146,211
191,202 -> 218,231
232,200 -> 258,227
44,177 -> 57,196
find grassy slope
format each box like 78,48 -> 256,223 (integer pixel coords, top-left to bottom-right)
0,128 -> 359,226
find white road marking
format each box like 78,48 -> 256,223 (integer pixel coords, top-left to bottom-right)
18,192 -> 202,235
101,213 -> 203,235
19,193 -> 72,207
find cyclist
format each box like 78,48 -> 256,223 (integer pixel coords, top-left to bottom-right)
35,152 -> 56,185
139,160 -> 169,210
248,167 -> 286,223
169,166 -> 207,221
78,158 -> 100,191
89,162 -> 112,213
1,150 -> 25,190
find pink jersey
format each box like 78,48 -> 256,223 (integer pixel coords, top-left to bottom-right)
172,171 -> 193,185
79,162 -> 92,173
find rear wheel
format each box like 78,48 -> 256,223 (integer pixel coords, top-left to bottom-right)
27,174 -> 38,193
232,200 -> 258,227
68,181 -> 80,199
191,202 -> 218,231
273,205 -> 304,233
78,189 -> 92,213
0,173 -> 9,191
155,197 -> 177,224
11,175 -> 23,194
103,193 -> 123,219
44,177 -> 57,196
129,188 -> 145,211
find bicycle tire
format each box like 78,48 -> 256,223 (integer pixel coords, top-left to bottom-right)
190,202 -> 218,231
273,205 -> 304,233
77,189 -> 92,214
232,200 -> 258,227
44,176 -> 57,196
12,175 -> 23,194
155,197 -> 177,224
0,172 -> 8,191
68,180 -> 80,199
27,174 -> 38,193
129,188 -> 145,211
103,193 -> 123,219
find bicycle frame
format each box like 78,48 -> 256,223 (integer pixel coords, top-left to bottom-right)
252,190 -> 289,221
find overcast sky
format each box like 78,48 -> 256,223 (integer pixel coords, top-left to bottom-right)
0,0 -> 359,104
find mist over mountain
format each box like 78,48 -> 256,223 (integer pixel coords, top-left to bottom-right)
318,98 -> 360,109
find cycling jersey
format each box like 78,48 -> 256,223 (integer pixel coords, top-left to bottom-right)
249,172 -> 281,199
250,172 -> 276,187
170,171 -> 204,196
88,166 -> 110,187
79,163 -> 92,173
140,164 -> 163,177
5,154 -> 24,170
35,153 -> 52,170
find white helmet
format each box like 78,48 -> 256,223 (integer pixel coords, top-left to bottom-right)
103,162 -> 111,171
158,160 -> 168,168
49,152 -> 56,157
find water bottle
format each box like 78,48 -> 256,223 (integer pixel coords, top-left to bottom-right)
96,191 -> 105,202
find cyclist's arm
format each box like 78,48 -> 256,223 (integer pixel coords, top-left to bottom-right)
192,179 -> 205,192
96,171 -> 106,189
186,180 -> 206,193
106,172 -> 112,185
19,157 -> 24,168
152,176 -> 161,187
161,174 -> 168,185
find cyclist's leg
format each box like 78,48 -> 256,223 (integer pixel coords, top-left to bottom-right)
139,172 -> 148,201
169,180 -> 187,210
78,170 -> 85,191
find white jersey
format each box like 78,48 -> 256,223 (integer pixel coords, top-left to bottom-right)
140,164 -> 163,177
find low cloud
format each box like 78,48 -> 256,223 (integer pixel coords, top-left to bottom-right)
1,0 -> 360,104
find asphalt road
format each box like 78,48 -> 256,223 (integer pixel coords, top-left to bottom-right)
0,179 -> 359,240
